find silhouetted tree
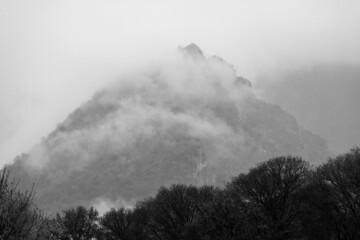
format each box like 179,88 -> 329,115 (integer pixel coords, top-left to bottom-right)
302,147 -> 360,240
138,184 -> 215,240
6,148 -> 360,240
198,188 -> 254,240
228,156 -> 309,240
54,206 -> 100,240
0,167 -> 48,240
100,207 -> 150,240
100,208 -> 133,240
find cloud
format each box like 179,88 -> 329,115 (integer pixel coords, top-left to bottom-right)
91,197 -> 134,215
1,0 -> 360,167
23,47 -> 250,178
254,64 -> 360,154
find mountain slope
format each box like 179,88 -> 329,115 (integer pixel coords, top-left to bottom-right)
7,44 -> 329,213
257,64 -> 360,154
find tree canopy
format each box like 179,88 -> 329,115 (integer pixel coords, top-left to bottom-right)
2,147 -> 360,239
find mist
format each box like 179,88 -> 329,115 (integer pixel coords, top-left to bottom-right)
255,64 -> 360,154
91,197 -> 134,215
1,0 -> 360,166
24,47 -> 251,175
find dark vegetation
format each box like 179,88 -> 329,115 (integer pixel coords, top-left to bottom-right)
0,168 -> 48,239
1,147 -> 360,239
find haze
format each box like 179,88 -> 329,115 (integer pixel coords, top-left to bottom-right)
1,0 -> 360,166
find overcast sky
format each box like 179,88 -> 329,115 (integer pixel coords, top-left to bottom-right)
1,0 -> 360,166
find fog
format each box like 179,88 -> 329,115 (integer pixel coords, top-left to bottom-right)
256,64 -> 360,154
1,0 -> 360,166
25,48 -> 251,174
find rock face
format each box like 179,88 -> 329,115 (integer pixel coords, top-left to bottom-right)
7,44 -> 329,213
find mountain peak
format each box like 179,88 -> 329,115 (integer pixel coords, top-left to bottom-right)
181,43 -> 204,58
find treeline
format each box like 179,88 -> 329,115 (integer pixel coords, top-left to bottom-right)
1,148 -> 360,239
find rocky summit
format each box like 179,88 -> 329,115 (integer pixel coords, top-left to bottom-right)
7,44 -> 329,213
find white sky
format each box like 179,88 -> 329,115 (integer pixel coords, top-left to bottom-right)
1,0 -> 360,165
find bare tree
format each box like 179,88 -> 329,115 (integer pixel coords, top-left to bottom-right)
304,147 -> 360,240
0,167 -> 48,240
228,156 -> 309,240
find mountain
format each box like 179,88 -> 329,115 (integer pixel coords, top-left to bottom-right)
7,44 -> 329,213
256,64 -> 360,154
